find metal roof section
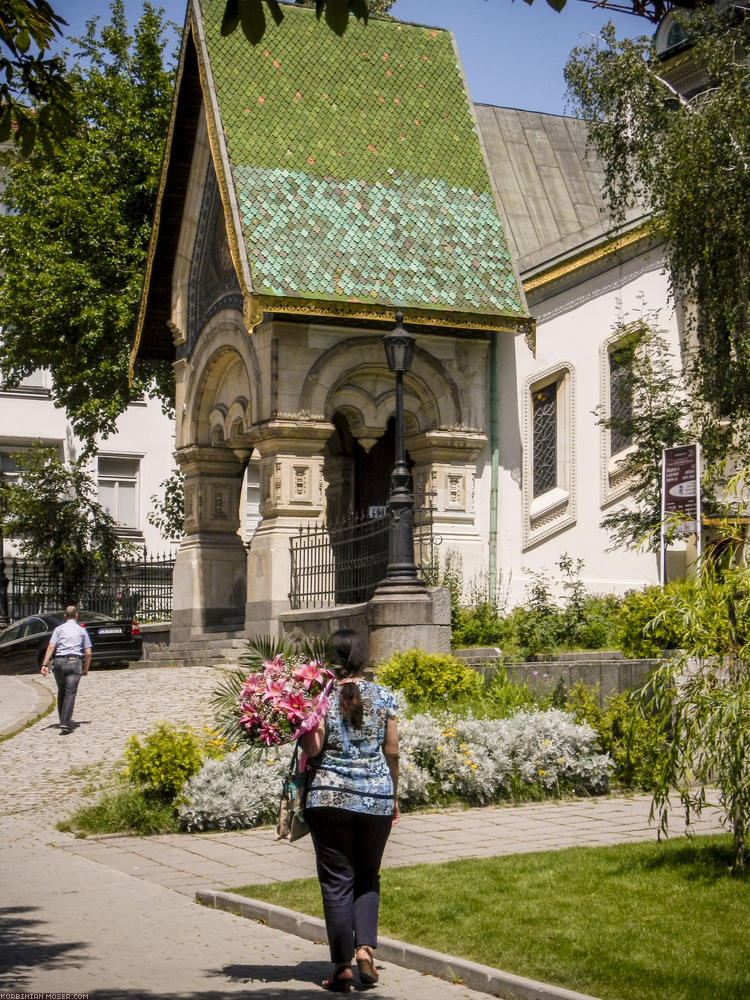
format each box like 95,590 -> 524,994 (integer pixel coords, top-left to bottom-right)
474,105 -> 647,279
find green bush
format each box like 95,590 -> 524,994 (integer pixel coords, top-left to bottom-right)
615,585 -> 685,658
453,601 -> 506,648
376,650 -> 484,707
451,558 -> 622,659
565,682 -> 665,791
124,722 -> 204,802
574,594 -> 622,650
484,665 -> 537,717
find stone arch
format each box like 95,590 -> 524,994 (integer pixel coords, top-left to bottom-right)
182,312 -> 259,450
298,336 -> 463,439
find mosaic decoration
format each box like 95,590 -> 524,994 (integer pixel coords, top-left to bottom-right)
198,0 -> 525,320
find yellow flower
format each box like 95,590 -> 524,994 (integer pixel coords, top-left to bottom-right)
538,769 -> 547,776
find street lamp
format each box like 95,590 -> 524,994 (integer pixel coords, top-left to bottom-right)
379,311 -> 426,591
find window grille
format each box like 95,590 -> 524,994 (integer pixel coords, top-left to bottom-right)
532,383 -> 557,496
609,348 -> 634,454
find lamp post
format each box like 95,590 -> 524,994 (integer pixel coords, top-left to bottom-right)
379,311 -> 426,591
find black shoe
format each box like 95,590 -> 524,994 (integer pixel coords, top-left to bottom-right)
60,726 -> 71,734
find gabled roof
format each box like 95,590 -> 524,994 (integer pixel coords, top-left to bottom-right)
476,105 -> 648,278
133,0 -> 528,362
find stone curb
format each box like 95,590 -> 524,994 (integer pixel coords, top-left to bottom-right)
196,889 -> 603,1000
0,676 -> 55,738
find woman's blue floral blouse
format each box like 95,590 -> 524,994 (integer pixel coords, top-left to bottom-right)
306,680 -> 398,816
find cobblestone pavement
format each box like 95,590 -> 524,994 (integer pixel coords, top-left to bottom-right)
0,667 -> 727,1000
0,666 -> 220,828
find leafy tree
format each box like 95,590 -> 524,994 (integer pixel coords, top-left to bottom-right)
642,562 -> 750,870
565,7 -> 750,430
596,312 -> 689,552
148,469 -> 185,542
220,1 -> 394,44
0,1 -> 177,449
0,0 -> 73,154
219,0 -> 691,45
0,445 -> 133,602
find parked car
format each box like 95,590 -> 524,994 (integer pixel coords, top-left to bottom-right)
0,611 -> 143,674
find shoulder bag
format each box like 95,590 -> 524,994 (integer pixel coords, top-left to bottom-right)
275,742 -> 310,842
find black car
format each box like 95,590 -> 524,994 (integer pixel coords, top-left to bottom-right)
0,611 -> 143,674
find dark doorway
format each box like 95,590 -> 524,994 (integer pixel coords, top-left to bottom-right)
324,414 -> 414,521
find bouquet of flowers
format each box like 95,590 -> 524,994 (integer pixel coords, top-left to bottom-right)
238,653 -> 334,750
212,635 -> 335,758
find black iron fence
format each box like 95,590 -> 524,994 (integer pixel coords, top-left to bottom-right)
289,493 -> 436,610
4,547 -> 175,623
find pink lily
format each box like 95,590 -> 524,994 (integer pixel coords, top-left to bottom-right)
293,660 -> 327,691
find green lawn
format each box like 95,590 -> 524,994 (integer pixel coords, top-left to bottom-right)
229,835 -> 750,1000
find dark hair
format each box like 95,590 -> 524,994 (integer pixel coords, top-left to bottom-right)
331,629 -> 366,728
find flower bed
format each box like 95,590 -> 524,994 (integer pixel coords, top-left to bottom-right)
178,705 -> 612,831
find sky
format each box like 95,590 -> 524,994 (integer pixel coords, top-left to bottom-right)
49,0 -> 651,115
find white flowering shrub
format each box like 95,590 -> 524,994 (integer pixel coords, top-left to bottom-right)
178,708 -> 612,831
178,747 -> 291,832
397,707 -> 612,807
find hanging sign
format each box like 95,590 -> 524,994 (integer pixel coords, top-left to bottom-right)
662,444 -> 700,535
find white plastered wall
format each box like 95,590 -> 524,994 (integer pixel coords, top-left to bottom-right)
496,250 -> 683,606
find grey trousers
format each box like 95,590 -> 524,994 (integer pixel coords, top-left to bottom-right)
52,657 -> 83,728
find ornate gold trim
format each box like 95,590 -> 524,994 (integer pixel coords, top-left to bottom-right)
193,13 -> 254,309
129,11 -> 193,384
523,224 -> 651,294
244,295 -> 265,332
253,294 -> 530,335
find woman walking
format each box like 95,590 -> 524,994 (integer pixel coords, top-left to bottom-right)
300,628 -> 399,993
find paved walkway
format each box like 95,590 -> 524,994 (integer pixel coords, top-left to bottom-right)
0,667 -> 727,999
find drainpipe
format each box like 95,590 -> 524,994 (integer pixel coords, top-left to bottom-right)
489,331 -> 500,606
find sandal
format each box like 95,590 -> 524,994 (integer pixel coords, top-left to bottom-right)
321,966 -> 354,993
356,946 -> 379,986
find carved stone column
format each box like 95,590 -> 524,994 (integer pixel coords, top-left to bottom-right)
171,444 -> 247,641
408,429 -> 488,579
244,419 -> 334,636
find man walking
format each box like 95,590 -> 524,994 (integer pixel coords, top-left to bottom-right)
40,606 -> 92,734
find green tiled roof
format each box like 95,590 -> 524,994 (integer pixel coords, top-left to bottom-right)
198,0 -> 525,320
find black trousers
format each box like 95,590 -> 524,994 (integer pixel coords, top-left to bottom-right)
306,807 -> 393,964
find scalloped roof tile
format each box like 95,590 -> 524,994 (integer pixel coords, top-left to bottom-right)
197,0 -> 525,320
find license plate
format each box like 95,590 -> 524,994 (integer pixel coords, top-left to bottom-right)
98,627 -> 123,635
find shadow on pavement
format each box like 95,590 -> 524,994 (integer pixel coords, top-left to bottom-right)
93,982 -> 337,1000
0,905 -> 86,991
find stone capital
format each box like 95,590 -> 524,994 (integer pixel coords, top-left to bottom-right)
175,443 -> 246,478
407,428 -> 487,465
249,418 -> 335,458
